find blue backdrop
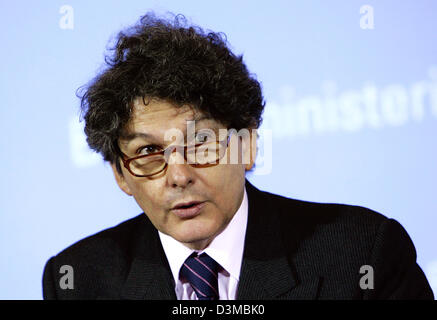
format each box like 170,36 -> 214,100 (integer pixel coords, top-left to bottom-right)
1,0 -> 436,299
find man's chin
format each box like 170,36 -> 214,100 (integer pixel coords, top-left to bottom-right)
172,228 -> 217,250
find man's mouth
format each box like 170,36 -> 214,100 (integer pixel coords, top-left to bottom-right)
171,201 -> 206,219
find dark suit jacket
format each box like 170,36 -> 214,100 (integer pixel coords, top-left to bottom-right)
42,180 -> 434,299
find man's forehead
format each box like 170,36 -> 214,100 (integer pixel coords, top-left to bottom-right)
120,98 -> 218,140
130,97 -> 201,120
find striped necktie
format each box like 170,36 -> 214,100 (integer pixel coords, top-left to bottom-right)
180,252 -> 221,300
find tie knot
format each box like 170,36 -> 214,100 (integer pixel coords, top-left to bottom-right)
180,252 -> 220,300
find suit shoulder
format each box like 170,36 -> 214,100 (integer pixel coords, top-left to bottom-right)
263,189 -> 389,231
252,187 -> 391,255
52,213 -> 149,264
42,214 -> 150,299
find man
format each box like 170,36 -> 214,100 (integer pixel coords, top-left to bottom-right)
43,13 -> 434,300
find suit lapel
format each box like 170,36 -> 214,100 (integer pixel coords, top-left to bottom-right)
120,215 -> 176,300
237,180 -> 321,300
121,257 -> 176,300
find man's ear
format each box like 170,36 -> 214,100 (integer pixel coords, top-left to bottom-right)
244,129 -> 257,171
110,162 -> 133,196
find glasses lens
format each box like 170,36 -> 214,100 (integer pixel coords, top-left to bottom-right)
129,154 -> 166,176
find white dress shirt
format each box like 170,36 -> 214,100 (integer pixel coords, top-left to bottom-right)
158,187 -> 248,300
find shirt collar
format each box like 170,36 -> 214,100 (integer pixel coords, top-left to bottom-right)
158,187 -> 248,284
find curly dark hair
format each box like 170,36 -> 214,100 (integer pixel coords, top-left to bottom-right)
78,12 -> 265,174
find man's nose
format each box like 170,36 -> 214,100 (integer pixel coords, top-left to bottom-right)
166,148 -> 194,189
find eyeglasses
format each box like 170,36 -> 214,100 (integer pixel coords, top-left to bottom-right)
119,131 -> 232,177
